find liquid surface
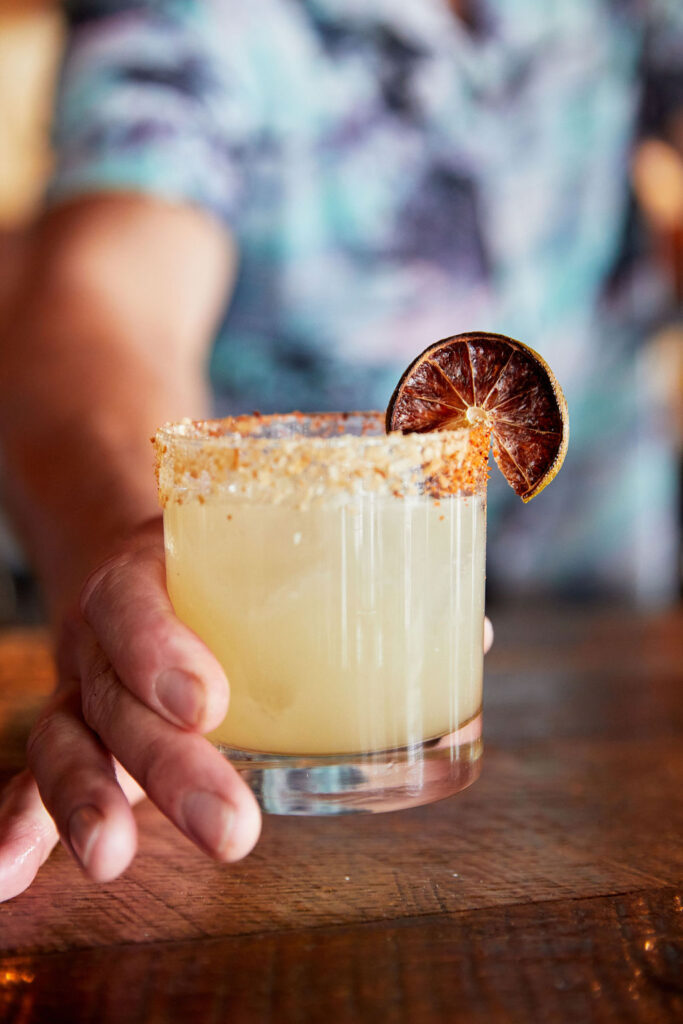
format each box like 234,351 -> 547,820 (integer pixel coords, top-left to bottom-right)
165,493 -> 486,756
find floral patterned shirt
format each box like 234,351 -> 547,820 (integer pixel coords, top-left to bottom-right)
50,0 -> 683,599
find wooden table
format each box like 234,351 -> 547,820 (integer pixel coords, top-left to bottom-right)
0,605 -> 681,1023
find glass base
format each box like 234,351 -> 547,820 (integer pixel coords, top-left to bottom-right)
216,712 -> 482,815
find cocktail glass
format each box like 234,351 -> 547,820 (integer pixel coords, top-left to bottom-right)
154,412 -> 489,815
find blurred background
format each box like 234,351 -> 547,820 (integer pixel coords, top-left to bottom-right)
0,0 -> 681,623
0,0 -> 63,622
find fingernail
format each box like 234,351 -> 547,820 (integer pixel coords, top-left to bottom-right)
182,791 -> 234,856
156,669 -> 205,727
68,805 -> 104,869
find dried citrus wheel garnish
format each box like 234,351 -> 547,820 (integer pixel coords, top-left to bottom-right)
386,331 -> 569,502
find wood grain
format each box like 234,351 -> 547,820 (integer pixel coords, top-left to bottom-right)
0,605 -> 681,1022
1,734 -> 681,955
0,888 -> 681,1023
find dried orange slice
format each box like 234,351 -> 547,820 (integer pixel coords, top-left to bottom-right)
386,331 -> 569,502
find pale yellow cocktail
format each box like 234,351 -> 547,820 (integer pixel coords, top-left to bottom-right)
165,491 -> 485,755
155,412 -> 489,813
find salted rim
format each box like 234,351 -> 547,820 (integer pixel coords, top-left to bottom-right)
154,411 -> 491,507
157,411 -> 394,447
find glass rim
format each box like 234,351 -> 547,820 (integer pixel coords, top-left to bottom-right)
154,411 -> 490,507
156,410 -> 412,449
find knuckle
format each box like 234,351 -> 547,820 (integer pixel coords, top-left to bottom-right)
79,551 -> 135,622
26,709 -> 61,768
80,661 -> 121,739
26,684 -> 81,773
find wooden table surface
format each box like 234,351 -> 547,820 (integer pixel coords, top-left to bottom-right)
0,605 -> 681,1023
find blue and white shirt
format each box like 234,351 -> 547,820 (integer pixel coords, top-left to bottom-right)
50,0 -> 683,599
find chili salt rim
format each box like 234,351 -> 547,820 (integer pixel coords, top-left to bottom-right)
153,411 -> 490,508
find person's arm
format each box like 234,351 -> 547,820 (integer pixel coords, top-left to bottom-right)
0,193 -> 261,900
1,194 -> 225,617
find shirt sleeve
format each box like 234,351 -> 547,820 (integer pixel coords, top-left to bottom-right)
48,0 -> 261,225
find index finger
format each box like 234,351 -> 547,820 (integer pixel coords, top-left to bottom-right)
80,526 -> 229,733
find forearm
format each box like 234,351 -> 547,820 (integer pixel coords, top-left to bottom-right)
0,196 -> 232,622
0,318 -> 195,618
